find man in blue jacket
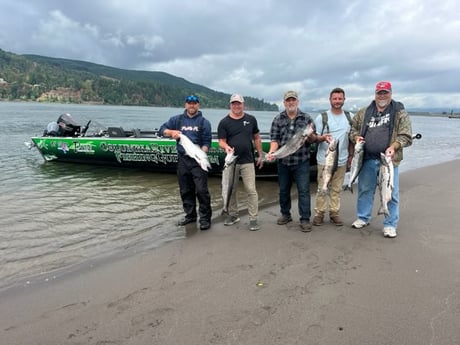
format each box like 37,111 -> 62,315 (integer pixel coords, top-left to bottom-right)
159,95 -> 212,230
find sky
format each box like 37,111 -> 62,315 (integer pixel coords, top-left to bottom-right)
1,0 -> 459,111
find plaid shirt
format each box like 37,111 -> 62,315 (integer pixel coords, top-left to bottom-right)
269,110 -> 315,166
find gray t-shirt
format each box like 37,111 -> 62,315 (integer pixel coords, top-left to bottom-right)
364,112 -> 391,159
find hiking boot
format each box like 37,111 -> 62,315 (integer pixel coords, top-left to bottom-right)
330,214 -> 344,226
224,215 -> 240,226
312,215 -> 324,226
248,220 -> 260,231
177,217 -> 196,226
351,219 -> 369,229
383,226 -> 397,238
300,220 -> 312,232
277,214 -> 292,225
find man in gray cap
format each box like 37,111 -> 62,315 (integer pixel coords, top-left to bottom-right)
267,91 -> 317,232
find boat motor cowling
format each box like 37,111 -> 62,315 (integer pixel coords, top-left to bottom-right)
56,113 -> 81,136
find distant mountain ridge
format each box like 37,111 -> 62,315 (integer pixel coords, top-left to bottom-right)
0,49 -> 278,110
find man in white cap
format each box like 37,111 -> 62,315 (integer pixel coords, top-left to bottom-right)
217,94 -> 264,231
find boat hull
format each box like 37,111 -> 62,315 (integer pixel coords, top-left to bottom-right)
30,135 -> 292,176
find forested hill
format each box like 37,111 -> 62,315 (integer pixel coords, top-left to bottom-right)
0,49 -> 278,111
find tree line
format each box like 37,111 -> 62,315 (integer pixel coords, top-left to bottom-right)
0,49 -> 278,111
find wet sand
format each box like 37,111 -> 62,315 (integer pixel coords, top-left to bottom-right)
1,160 -> 460,345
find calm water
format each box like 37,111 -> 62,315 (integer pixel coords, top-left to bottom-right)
0,102 -> 459,291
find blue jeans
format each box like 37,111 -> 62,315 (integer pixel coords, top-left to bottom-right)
277,160 -> 311,221
357,158 -> 400,228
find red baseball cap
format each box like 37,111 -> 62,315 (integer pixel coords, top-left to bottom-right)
375,81 -> 392,92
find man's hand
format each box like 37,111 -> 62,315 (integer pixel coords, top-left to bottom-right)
266,152 -> 276,162
256,156 -> 264,169
356,136 -> 365,144
385,146 -> 395,160
168,130 -> 181,140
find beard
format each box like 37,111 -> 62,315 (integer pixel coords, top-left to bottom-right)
377,100 -> 389,108
286,105 -> 297,113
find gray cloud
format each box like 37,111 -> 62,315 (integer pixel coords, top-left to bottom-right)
1,0 -> 459,110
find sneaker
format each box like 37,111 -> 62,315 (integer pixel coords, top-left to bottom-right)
200,221 -> 211,231
224,215 -> 240,226
383,226 -> 397,238
330,214 -> 344,226
177,217 -> 196,226
351,219 -> 369,229
312,215 -> 324,226
248,220 -> 260,231
300,220 -> 312,232
277,214 -> 292,225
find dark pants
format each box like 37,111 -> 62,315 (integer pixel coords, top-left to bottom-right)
277,160 -> 311,221
177,155 -> 212,223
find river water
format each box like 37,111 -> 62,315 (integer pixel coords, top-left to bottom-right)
0,101 -> 459,291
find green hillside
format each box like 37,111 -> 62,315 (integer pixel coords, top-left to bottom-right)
0,49 -> 278,111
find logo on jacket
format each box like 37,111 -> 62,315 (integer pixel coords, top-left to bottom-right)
243,121 -> 250,126
181,125 -> 200,132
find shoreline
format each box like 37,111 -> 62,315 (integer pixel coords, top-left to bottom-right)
2,159 -> 460,345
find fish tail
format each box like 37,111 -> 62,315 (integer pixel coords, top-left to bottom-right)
377,205 -> 389,216
343,184 -> 354,193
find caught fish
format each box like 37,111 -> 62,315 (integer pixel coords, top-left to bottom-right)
224,150 -> 238,168
344,140 -> 365,193
318,139 -> 338,195
378,153 -> 394,216
221,151 -> 238,214
269,123 -> 314,160
179,134 -> 211,171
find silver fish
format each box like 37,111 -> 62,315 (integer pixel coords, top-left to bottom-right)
378,153 -> 394,216
221,151 -> 238,214
224,151 -> 238,168
179,134 -> 211,171
270,123 -> 314,160
344,140 -> 365,193
318,138 -> 338,195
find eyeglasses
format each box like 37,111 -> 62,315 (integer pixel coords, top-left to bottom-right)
185,95 -> 199,103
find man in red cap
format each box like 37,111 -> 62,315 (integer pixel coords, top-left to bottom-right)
349,81 -> 413,238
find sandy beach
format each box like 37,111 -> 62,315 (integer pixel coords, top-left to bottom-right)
1,160 -> 460,345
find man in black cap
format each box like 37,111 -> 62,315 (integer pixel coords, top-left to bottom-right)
159,95 -> 213,230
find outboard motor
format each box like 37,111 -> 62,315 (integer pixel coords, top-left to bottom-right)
43,121 -> 60,136
57,113 -> 80,136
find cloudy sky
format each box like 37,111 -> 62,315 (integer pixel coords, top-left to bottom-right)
1,0 -> 459,110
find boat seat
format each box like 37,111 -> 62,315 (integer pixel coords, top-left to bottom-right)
107,127 -> 127,137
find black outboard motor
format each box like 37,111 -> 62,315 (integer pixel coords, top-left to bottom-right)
57,113 -> 80,136
43,113 -> 81,137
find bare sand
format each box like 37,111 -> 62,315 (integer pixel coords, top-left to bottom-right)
1,160 -> 460,345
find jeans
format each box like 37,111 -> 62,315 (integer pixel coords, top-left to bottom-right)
277,160 -> 311,221
357,158 -> 400,228
228,163 -> 258,221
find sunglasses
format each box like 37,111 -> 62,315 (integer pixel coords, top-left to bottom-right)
185,95 -> 199,103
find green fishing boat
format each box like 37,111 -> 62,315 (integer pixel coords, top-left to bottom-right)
28,113 -> 300,176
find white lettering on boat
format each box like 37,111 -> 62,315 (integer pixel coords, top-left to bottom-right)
99,142 -> 176,154
74,143 -> 95,153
